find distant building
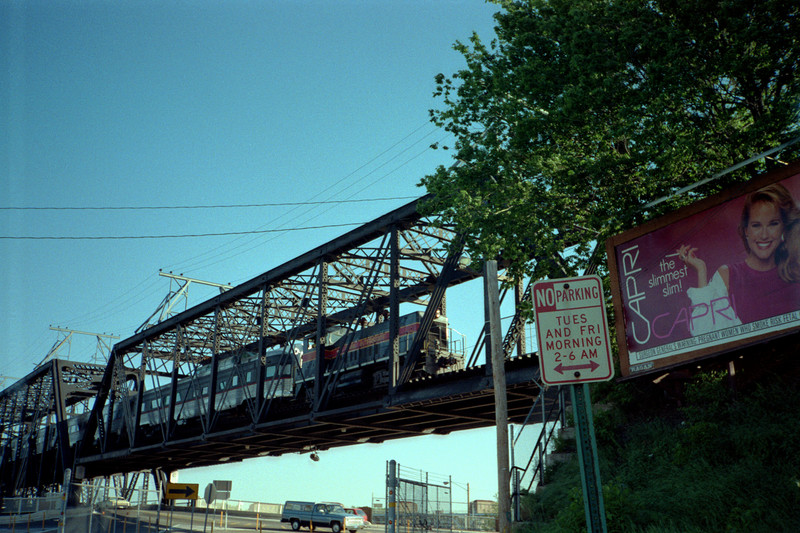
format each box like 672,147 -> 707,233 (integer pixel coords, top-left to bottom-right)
396,501 -> 418,513
469,500 -> 497,515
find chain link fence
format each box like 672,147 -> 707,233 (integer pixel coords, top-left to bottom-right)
383,462 -> 497,533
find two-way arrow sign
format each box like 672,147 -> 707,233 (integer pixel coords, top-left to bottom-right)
165,483 -> 199,500
554,360 -> 600,375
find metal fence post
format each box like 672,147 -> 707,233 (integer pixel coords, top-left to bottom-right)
387,460 -> 397,533
59,468 -> 71,533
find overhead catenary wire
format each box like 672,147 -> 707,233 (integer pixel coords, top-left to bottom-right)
154,122 -> 448,279
0,196 -> 418,211
0,221 -> 366,240
164,131 -> 451,278
36,119 -> 451,346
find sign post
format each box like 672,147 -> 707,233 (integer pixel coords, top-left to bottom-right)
571,382 -> 607,533
532,275 -> 613,532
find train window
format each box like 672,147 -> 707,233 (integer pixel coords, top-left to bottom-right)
202,386 -> 209,396
231,375 -> 238,387
176,392 -> 182,402
266,366 -> 276,378
164,396 -> 170,406
246,371 -> 253,383
151,399 -> 159,409
218,381 -> 226,391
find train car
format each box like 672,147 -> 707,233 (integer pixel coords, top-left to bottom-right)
297,310 -> 464,390
61,311 -> 464,449
137,346 -> 298,431
29,345 -> 300,454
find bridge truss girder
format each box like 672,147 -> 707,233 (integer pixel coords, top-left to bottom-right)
0,360 -> 106,495
71,197 -> 492,478
2,196 -> 547,495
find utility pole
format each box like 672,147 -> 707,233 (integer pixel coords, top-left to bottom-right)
484,260 -> 510,533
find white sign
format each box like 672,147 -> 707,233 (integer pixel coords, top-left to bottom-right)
533,275 -> 614,385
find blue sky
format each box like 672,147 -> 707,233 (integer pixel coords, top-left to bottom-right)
1,0 -> 543,506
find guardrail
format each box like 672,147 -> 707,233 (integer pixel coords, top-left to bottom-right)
1,494 -> 62,515
193,497 -> 283,514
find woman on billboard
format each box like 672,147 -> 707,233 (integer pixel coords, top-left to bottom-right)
678,184 -> 800,334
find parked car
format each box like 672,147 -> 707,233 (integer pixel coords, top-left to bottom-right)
97,498 -> 130,510
344,507 -> 367,528
282,501 -> 363,533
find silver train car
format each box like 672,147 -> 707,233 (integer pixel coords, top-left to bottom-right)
22,311 -> 463,455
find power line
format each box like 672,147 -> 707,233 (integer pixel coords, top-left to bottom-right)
0,222 -> 365,240
0,196 -> 418,211
152,124 -> 443,274
35,120 -> 442,339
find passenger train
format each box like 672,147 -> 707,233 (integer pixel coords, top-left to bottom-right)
11,310 -> 464,457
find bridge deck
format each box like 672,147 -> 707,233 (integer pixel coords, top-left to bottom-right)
77,355 -> 547,476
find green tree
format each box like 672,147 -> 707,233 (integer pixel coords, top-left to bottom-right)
421,0 -> 800,281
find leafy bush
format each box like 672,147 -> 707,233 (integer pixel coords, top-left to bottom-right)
516,372 -> 800,533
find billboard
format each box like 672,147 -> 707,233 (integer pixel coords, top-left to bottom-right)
607,161 -> 800,377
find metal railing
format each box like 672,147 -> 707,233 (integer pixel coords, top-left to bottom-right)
514,387 -> 568,494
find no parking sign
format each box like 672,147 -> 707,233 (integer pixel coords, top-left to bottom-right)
533,275 -> 614,385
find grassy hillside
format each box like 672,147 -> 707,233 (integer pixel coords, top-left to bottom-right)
518,352 -> 800,532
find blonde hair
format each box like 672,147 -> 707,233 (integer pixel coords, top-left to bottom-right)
778,211 -> 800,283
738,183 -> 796,254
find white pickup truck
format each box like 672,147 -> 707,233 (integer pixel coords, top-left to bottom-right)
281,501 -> 364,533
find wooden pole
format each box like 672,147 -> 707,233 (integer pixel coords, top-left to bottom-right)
484,260 -> 511,533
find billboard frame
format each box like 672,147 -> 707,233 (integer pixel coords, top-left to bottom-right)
606,159 -> 800,378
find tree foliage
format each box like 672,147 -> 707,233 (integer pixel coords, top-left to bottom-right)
520,372 -> 800,532
421,0 -> 800,281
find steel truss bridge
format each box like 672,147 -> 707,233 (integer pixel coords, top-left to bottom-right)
0,196 -> 557,498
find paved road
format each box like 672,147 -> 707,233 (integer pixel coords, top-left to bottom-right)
103,509 -> 386,533
0,509 -> 393,533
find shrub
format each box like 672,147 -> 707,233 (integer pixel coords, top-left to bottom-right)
519,372 -> 800,532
